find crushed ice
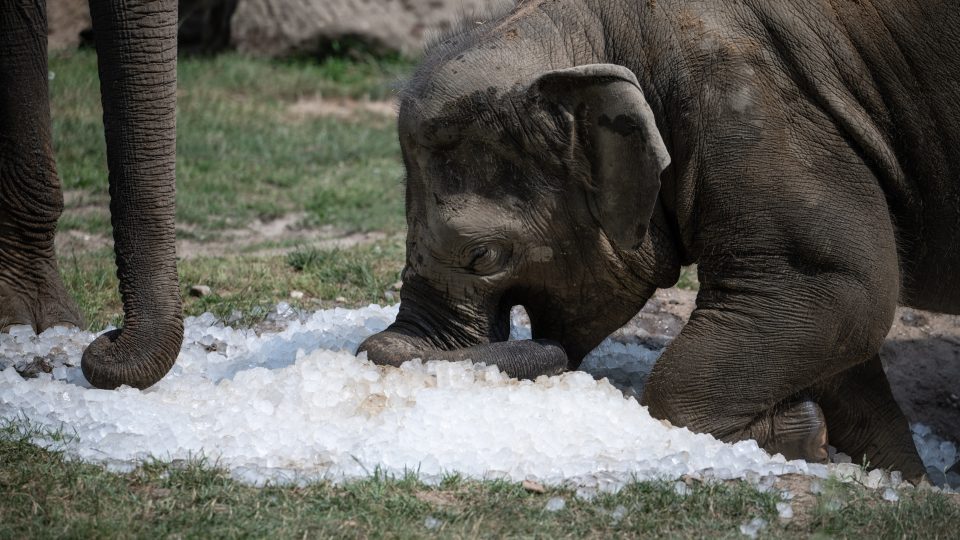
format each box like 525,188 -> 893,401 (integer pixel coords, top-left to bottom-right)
1,303 -> 958,489
739,517 -> 768,538
544,497 -> 566,512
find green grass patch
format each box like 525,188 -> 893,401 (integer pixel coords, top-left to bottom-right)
60,249 -> 126,330
676,265 -> 700,291
60,239 -> 405,331
50,50 -> 408,235
49,49 -> 411,329
3,420 -> 958,538
806,477 -> 960,538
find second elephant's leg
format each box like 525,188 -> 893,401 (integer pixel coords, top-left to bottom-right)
0,0 -> 82,332
816,354 -> 925,480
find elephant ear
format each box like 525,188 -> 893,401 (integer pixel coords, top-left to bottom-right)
531,64 -> 670,250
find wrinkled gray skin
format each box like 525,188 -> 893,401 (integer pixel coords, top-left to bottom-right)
359,0 -> 960,480
0,0 -> 182,389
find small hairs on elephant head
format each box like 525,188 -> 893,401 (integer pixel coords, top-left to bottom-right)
358,63 -> 673,376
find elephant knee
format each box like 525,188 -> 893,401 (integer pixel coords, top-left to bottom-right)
641,366 -> 746,440
823,278 -> 897,367
640,277 -> 897,442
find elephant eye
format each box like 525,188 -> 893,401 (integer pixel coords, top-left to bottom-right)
464,244 -> 506,275
467,245 -> 491,267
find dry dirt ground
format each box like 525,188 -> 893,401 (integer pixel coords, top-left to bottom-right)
56,211 -> 386,259
618,288 -> 960,446
286,97 -> 397,123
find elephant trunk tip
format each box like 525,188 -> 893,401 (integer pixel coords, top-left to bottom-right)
81,321 -> 183,390
357,330 -> 419,368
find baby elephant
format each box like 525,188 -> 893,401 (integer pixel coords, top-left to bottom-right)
359,0 -> 960,479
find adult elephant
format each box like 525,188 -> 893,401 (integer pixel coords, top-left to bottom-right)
358,0 -> 960,480
0,0 -> 182,390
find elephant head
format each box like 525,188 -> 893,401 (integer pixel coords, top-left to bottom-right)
1,0 -> 182,389
358,63 -> 681,377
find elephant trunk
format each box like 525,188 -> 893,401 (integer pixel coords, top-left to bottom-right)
358,327 -> 568,380
357,274 -> 568,379
80,0 -> 183,389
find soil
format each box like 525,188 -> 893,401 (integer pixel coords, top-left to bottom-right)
883,308 -> 960,444
286,97 -> 396,123
614,288 -> 960,445
174,213 -> 386,259
55,211 -> 386,259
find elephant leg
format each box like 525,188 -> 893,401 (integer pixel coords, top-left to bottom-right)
642,227 -> 899,463
0,0 -> 83,332
640,290 -> 881,464
640,273 -> 894,465
815,354 -> 925,480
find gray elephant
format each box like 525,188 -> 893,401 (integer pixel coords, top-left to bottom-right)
0,0 -> 181,389
359,0 -> 960,480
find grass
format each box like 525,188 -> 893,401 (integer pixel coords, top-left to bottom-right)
59,240 -> 405,330
3,420 -> 958,538
807,478 -> 960,538
677,265 -> 700,291
50,50 -> 407,234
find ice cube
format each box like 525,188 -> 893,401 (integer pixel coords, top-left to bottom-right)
776,502 -> 793,520
865,468 -> 886,489
890,470 -> 903,488
739,517 -> 767,538
544,497 -> 566,512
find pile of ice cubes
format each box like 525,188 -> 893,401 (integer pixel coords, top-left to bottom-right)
1,303 -> 957,490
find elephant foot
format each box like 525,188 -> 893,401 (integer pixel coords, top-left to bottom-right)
816,355 -> 927,481
0,255 -> 83,333
743,396 -> 829,463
